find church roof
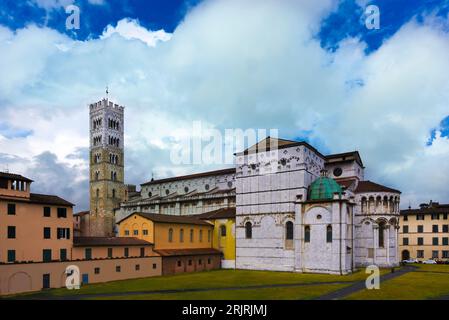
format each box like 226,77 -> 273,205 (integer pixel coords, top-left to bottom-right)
141,168 -> 235,186
194,207 -> 236,220
354,181 -> 401,194
308,175 -> 343,201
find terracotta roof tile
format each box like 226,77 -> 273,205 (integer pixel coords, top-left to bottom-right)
73,237 -> 153,247
117,212 -> 213,226
354,181 -> 401,194
0,172 -> 33,182
194,207 -> 236,220
154,248 -> 222,257
0,193 -> 74,206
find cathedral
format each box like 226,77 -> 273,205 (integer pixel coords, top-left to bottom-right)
83,97 -> 401,274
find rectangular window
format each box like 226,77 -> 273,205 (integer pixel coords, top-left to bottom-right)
135,264 -> 140,271
7,250 -> 16,262
94,267 -> 100,274
133,230 -> 138,236
152,263 -> 157,269
85,248 -> 92,260
57,208 -> 67,218
116,266 -> 121,272
7,226 -> 16,239
43,227 -> 51,239
124,230 -> 130,236
143,229 -> 148,236
177,260 -> 182,267
433,237 -> 439,245
443,225 -> 449,233
403,225 -> 409,233
124,247 -> 129,257
304,226 -> 310,243
42,274 -> 50,289
140,247 -> 145,257
107,248 -> 113,258
207,230 -> 211,242
7,203 -> 16,215
432,250 -> 439,259
60,249 -> 67,261
199,230 -> 203,242
417,214 -> 425,221
443,251 -> 449,259
403,215 -> 408,221
43,249 -> 52,262
433,225 -> 439,233
43,207 -> 51,217
188,259 -> 192,266
444,214 -> 448,220
418,237 -> 424,245
198,259 -> 202,265
208,258 -> 211,264
443,237 -> 449,245
403,238 -> 409,245
417,225 -> 424,233
431,213 -> 440,220
417,250 -> 424,258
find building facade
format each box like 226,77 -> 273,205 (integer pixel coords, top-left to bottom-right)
399,201 -> 449,261
89,98 -> 126,237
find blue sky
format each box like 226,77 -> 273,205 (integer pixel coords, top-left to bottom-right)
1,0 -> 449,210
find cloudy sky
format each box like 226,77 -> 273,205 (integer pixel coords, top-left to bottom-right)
1,0 -> 449,211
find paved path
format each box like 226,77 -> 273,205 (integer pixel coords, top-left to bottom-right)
315,266 -> 416,300
14,280 -> 356,300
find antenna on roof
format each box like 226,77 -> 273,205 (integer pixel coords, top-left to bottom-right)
151,171 -> 155,182
105,86 -> 109,99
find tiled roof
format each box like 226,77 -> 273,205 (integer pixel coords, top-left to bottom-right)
0,193 -> 74,206
354,181 -> 401,194
336,179 -> 356,190
73,237 -> 153,247
117,212 -> 213,226
154,248 -> 222,257
141,168 -> 235,186
74,210 -> 90,216
0,172 -> 33,182
194,207 -> 236,220
401,203 -> 449,215
326,151 -> 364,168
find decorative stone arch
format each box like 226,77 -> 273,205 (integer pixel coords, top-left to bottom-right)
8,271 -> 32,294
361,196 -> 367,213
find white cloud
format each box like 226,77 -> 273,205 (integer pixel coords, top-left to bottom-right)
31,0 -> 74,10
101,18 -> 172,47
0,0 -> 449,210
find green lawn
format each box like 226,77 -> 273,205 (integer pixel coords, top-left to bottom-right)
91,283 -> 350,300
14,269 -> 372,299
346,264 -> 449,300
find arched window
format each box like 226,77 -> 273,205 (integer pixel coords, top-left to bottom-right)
111,171 -> 114,180
220,225 -> 227,237
304,226 -> 310,243
361,197 -> 367,213
190,229 -> 194,242
95,171 -> 99,180
112,189 -> 116,198
168,228 -> 173,242
326,225 -> 332,243
285,221 -> 293,240
378,222 -> 385,248
245,222 -> 252,239
180,229 -> 184,242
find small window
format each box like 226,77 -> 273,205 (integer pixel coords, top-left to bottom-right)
198,259 -> 202,265
443,251 -> 449,259
60,249 -> 67,261
43,207 -> 51,217
432,250 -> 439,259
43,249 -> 52,262
432,213 -> 440,220
135,264 -> 140,271
184,186 -> 189,193
133,230 -> 138,236
417,225 -> 424,233
433,237 -> 439,245
245,222 -> 252,239
304,226 -> 310,243
417,250 -> 424,258
208,230 -> 212,242
124,248 -> 129,257
190,229 -> 194,242
433,225 -> 439,233
43,227 -> 51,239
94,267 -> 100,274
180,229 -> 184,242
443,225 -> 449,232
124,230 -> 130,236
7,250 -> 16,263
168,228 -> 173,242
116,266 -> 121,272
403,238 -> 409,245
286,221 -> 293,240
326,225 -> 332,243
140,247 -> 145,257
177,260 -> 182,267
143,229 -> 148,236
153,263 -> 157,269
7,203 -> 16,215
403,215 -> 408,221
188,260 -> 192,266
85,248 -> 92,260
208,258 -> 211,264
7,226 -> 16,239
443,237 -> 448,246
418,237 -> 424,245
57,208 -> 67,218
403,225 -> 409,233
220,225 -> 227,237
199,230 -> 203,242
108,248 -> 113,258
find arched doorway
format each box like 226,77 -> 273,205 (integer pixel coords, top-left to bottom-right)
402,250 -> 410,261
8,272 -> 32,294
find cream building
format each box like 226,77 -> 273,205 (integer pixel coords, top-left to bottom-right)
399,201 -> 449,261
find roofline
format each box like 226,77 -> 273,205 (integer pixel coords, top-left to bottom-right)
141,168 -> 235,186
116,212 -> 214,226
234,139 -> 326,159
0,194 -> 74,207
325,151 -> 365,168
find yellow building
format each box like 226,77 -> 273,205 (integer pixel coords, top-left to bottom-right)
399,201 -> 449,261
116,212 -> 222,274
195,208 -> 236,268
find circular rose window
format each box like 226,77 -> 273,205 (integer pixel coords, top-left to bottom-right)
333,167 -> 343,177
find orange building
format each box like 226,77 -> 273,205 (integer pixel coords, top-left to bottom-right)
117,212 -> 222,274
0,172 -> 162,296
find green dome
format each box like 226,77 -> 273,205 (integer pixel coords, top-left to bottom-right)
308,176 -> 342,201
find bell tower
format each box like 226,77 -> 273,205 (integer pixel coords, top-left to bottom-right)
89,97 -> 125,237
